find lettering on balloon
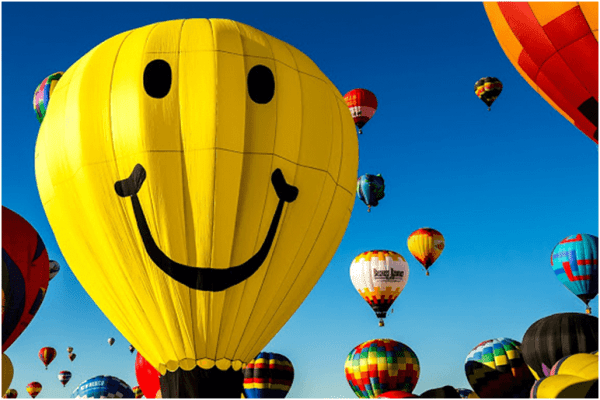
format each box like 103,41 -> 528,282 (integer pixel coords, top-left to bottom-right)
373,268 -> 404,281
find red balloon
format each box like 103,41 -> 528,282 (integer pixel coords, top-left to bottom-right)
135,352 -> 161,399
38,347 -> 57,370
378,390 -> 418,398
2,207 -> 49,352
344,88 -> 378,134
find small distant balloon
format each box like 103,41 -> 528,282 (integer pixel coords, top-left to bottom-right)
33,72 -> 63,123
69,353 -> 77,362
26,382 -> 41,399
357,174 -> 385,212
38,346 -> 56,370
67,346 -> 73,353
132,386 -> 143,399
344,88 -> 378,134
108,337 -> 115,346
551,233 -> 598,314
474,77 -> 502,111
3,389 -> 17,399
129,345 -> 135,354
407,228 -> 444,276
58,371 -> 72,387
456,388 -> 474,398
49,260 -> 60,281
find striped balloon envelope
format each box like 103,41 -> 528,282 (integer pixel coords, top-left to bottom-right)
407,228 -> 444,276
71,375 -> 134,398
243,352 -> 294,398
551,233 -> 598,313
350,250 -> 409,327
344,88 -> 378,134
484,2 -> 598,144
2,207 -> 49,352
345,338 -> 420,398
26,382 -> 42,399
33,72 -> 63,123
38,347 -> 56,370
58,371 -> 72,387
464,338 -> 534,398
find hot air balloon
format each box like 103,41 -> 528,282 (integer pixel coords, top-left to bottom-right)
108,338 -> 115,346
2,207 -> 49,352
357,174 -> 385,212
344,89 -> 378,134
49,260 -> 60,281
407,228 -> 444,276
242,352 -> 294,398
419,386 -> 461,398
551,233 -> 598,314
2,354 -> 13,394
456,388 -> 474,398
464,338 -> 534,398
377,391 -> 417,398
67,346 -> 73,353
134,352 -> 161,400
129,345 -> 135,354
531,353 -> 598,398
33,71 -> 63,123
345,339 -> 420,398
133,386 -> 144,399
350,250 -> 409,327
484,2 -> 598,143
474,77 -> 502,111
38,346 -> 56,370
69,353 -> 76,362
71,375 -> 135,398
35,18 -> 358,398
522,313 -> 598,380
25,383 -> 41,399
3,389 -> 17,399
59,371 -> 72,387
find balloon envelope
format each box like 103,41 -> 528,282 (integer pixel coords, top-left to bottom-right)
350,250 -> 409,326
345,338 -> 420,398
26,382 -> 41,399
35,17 -> 358,399
71,375 -> 134,398
484,2 -> 598,143
2,206 -> 50,352
522,312 -> 598,380
551,233 -> 598,313
474,77 -> 502,109
377,390 -> 417,398
3,389 -> 17,399
243,352 -> 294,398
344,88 -> 378,134
464,338 -> 534,398
357,174 -> 385,211
49,260 -> 60,281
38,346 -> 57,369
2,354 -> 13,394
407,228 -> 444,275
59,371 -> 72,387
530,353 -> 598,398
135,352 -> 161,400
132,386 -> 143,399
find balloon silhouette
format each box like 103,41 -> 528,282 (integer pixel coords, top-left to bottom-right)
2,206 -> 49,352
345,339 -> 420,398
35,18 -> 358,398
484,2 -> 598,143
551,233 -> 598,314
350,250 -> 409,326
464,338 -> 534,398
522,312 -> 598,380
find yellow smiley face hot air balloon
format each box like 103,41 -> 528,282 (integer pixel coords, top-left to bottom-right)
407,228 -> 444,276
34,19 -> 358,398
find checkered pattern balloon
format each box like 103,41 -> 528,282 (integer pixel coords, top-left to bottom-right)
551,233 -> 598,313
464,338 -> 534,398
345,338 -> 420,398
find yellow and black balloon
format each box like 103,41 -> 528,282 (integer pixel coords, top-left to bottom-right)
35,19 -> 358,398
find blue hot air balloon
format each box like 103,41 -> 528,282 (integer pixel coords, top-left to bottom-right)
551,234 -> 598,314
357,174 -> 385,212
71,375 -> 134,398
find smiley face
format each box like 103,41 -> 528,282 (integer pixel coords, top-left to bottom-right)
36,19 -> 358,375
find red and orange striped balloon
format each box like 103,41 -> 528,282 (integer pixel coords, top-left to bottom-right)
38,347 -> 56,370
407,228 -> 444,276
484,2 -> 598,143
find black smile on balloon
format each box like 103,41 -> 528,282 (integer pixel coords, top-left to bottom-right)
114,164 -> 298,292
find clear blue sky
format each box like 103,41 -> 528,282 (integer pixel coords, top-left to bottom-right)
2,1 -> 598,398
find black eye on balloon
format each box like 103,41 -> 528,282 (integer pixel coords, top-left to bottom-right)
144,60 -> 172,99
248,65 -> 275,104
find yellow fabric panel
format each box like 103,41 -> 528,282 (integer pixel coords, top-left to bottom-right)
555,353 -> 598,380
35,18 -> 358,374
535,374 -> 596,398
529,2 -> 578,26
580,2 -> 599,40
